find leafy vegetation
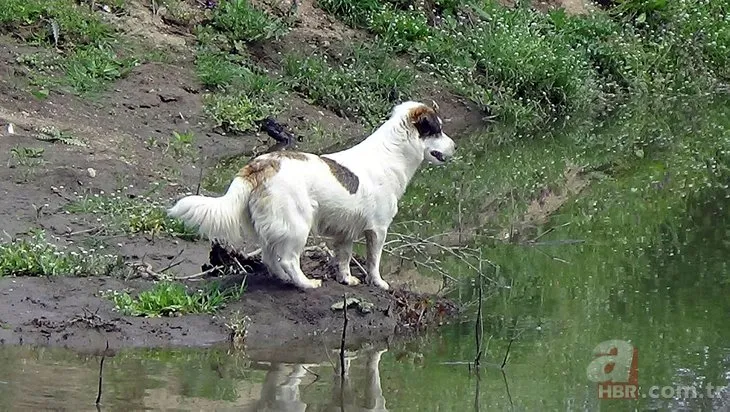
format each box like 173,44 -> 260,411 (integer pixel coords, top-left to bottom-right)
65,188 -> 199,240
104,280 -> 246,317
0,230 -> 122,277
282,43 -> 415,126
189,0 -> 291,133
1,0 -> 137,94
318,0 -> 729,134
207,0 -> 288,45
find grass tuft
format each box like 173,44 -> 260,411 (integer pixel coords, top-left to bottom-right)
104,280 -> 246,317
2,0 -> 138,94
64,45 -> 138,93
208,0 -> 288,45
0,230 -> 122,277
65,189 -> 199,240
195,50 -> 286,133
0,0 -> 114,46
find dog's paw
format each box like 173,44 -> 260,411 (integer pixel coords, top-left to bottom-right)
340,275 -> 361,286
308,278 -> 323,289
369,278 -> 390,291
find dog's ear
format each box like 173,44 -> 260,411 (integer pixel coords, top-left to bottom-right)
410,106 -> 442,138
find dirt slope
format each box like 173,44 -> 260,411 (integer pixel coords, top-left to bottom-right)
0,0 -> 476,355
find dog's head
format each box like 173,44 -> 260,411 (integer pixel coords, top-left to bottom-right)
395,101 -> 456,165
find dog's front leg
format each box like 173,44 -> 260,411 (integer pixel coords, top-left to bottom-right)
364,228 -> 390,290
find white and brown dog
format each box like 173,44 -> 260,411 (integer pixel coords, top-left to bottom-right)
167,101 -> 456,290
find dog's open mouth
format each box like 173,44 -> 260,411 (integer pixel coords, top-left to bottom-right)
430,150 -> 446,162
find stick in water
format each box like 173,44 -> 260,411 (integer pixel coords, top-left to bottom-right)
95,340 -> 109,405
339,293 -> 348,379
474,273 -> 484,368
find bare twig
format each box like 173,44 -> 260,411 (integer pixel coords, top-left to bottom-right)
232,256 -> 249,273
528,221 -> 572,243
526,239 -> 585,246
160,249 -> 185,273
243,247 -> 262,258
318,334 -> 337,370
532,247 -> 570,264
350,256 -> 367,277
195,163 -> 204,196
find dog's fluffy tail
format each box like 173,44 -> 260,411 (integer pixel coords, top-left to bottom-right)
167,177 -> 252,245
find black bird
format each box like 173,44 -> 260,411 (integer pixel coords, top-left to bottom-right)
258,117 -> 301,146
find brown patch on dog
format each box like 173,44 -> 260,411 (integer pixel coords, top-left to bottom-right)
320,156 -> 359,194
238,157 -> 281,190
408,105 -> 442,138
272,150 -> 309,161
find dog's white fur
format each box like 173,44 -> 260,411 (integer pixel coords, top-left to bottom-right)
167,101 -> 456,290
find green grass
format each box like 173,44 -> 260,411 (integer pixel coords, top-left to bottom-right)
9,145 -> 45,167
317,0 -> 729,134
1,0 -> 138,94
104,280 -> 246,317
195,44 -> 287,133
0,0 -> 115,46
282,43 -> 415,126
206,0 -> 288,46
0,230 -> 122,277
166,130 -> 197,160
65,188 -> 199,240
64,45 -> 137,93
190,0 -> 291,133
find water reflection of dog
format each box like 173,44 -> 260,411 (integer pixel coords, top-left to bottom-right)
253,348 -> 389,411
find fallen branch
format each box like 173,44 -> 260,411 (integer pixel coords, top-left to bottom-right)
243,244 -> 333,259
126,261 -> 163,280
66,226 -> 105,237
175,265 -> 223,280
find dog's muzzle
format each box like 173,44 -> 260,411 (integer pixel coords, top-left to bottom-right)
430,150 -> 449,163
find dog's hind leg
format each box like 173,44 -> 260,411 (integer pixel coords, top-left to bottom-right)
364,228 -> 390,290
261,248 -> 292,285
334,238 -> 361,286
270,222 -> 321,289
279,252 -> 322,289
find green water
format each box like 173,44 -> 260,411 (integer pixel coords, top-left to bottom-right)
1,95 -> 729,410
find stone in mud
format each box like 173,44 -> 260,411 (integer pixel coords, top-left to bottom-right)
331,297 -> 361,311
